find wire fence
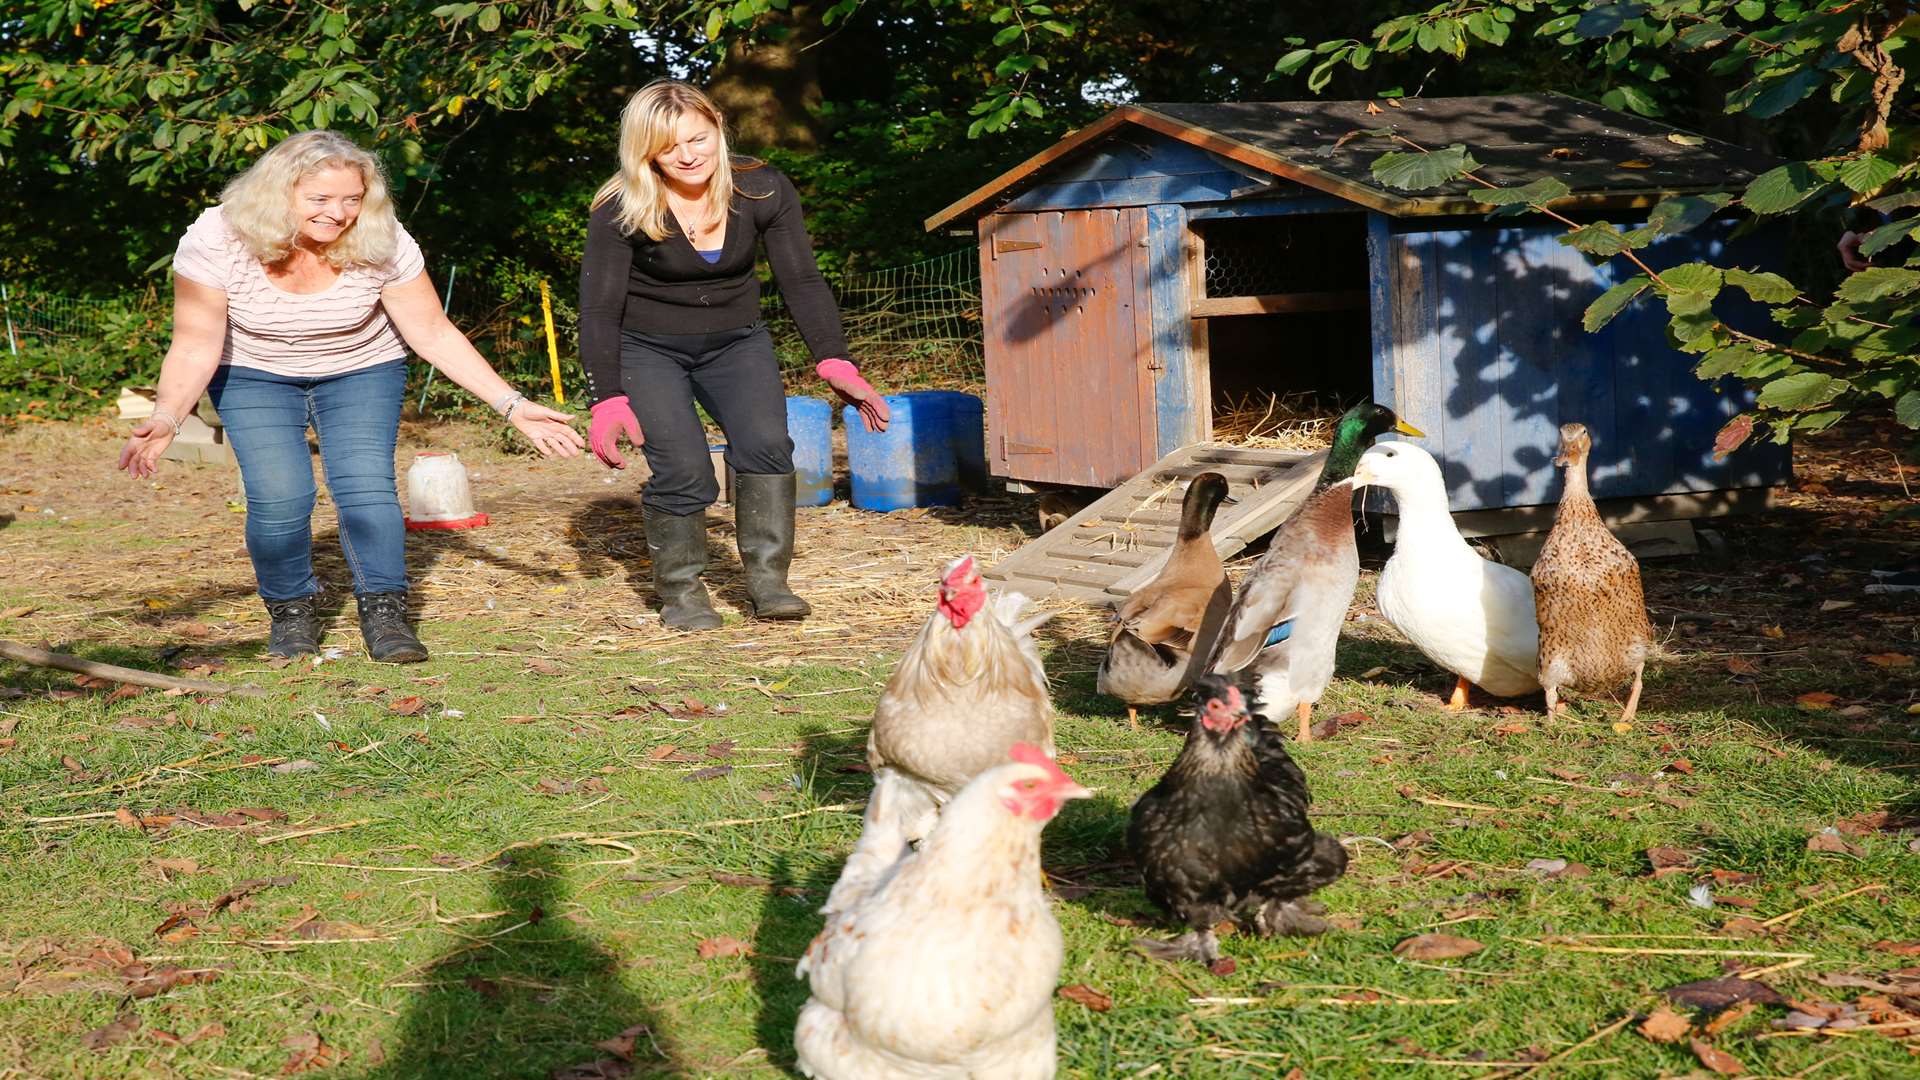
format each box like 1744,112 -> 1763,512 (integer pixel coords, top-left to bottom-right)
3,247 -> 986,400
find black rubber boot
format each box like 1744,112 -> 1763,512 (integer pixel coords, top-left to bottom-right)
733,473 -> 812,619
356,591 -> 428,663
642,507 -> 723,631
264,596 -> 322,659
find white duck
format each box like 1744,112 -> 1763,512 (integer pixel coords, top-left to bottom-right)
1353,442 -> 1540,708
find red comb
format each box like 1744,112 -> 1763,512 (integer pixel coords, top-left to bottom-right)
943,555 -> 977,586
1008,742 -> 1071,784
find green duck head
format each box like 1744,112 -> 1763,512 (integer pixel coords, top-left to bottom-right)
1319,402 -> 1423,486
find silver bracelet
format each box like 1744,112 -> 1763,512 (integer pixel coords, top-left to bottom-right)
503,398 -> 527,424
493,390 -> 525,416
150,409 -> 183,435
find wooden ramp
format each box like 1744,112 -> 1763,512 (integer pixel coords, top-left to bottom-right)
984,444 -> 1326,605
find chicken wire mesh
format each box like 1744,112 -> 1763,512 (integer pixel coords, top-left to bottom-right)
5,246 -> 986,396
1201,232 -> 1293,299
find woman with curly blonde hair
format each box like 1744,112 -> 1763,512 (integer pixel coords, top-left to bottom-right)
579,80 -> 889,631
118,130 -> 584,662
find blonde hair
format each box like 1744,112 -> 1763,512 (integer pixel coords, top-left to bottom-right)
591,80 -> 763,242
219,130 -> 399,268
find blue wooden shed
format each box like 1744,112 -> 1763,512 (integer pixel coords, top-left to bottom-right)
926,93 -> 1790,528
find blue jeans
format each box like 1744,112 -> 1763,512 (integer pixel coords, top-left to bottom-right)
207,359 -> 408,602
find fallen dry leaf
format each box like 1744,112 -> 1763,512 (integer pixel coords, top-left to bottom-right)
81,1012 -> 140,1050
528,658 -> 563,675
696,936 -> 750,960
1638,1005 -> 1691,1043
1865,652 -> 1914,668
1057,983 -> 1113,1012
594,1024 -> 654,1061
1795,691 -> 1839,711
1703,1000 -> 1757,1037
1646,846 -> 1694,872
1725,657 -> 1760,676
1668,758 -> 1695,776
1806,830 -> 1864,856
1760,624 -> 1786,639
685,765 -> 732,782
710,871 -> 772,888
1690,1038 -> 1744,1075
388,695 -> 425,716
125,964 -> 220,999
1664,975 -> 1785,1013
1207,956 -> 1237,976
1872,940 -> 1920,956
1393,933 -> 1483,961
1619,158 -> 1653,168
281,1031 -> 342,1074
0,605 -> 37,620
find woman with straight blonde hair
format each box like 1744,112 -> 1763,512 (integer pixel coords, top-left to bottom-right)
118,130 -> 584,662
579,79 -> 890,632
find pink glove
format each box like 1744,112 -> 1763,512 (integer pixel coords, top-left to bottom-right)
589,396 -> 644,469
818,358 -> 890,433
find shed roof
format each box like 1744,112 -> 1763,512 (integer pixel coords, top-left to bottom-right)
925,93 -> 1778,230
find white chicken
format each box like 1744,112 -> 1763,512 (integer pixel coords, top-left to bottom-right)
795,744 -> 1090,1080
824,556 -> 1054,914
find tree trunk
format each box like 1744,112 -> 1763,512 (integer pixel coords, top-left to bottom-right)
707,4 -> 826,152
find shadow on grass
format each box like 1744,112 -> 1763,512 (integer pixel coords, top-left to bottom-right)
750,853 -> 840,1074
360,845 -> 678,1080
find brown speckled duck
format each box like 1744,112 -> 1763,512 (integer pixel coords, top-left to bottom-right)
1098,473 -> 1233,727
1530,423 -> 1653,722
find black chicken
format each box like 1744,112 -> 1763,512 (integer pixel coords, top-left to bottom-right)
1127,673 -> 1348,965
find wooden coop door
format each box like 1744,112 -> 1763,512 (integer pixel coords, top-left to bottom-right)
980,209 -> 1157,488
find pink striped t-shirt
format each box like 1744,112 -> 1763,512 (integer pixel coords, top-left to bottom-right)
172,206 -> 426,377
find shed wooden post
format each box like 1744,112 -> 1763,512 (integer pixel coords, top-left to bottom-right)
1146,203 -> 1203,456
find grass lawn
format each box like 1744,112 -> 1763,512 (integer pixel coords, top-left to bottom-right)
1,416 -> 1917,1079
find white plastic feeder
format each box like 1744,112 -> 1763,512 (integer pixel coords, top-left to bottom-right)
403,451 -> 489,530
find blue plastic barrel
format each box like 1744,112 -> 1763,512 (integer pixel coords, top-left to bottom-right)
844,393 -> 962,511
916,390 -> 988,492
786,396 -> 834,506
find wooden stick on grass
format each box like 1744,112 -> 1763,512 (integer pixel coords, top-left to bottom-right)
257,818 -> 374,846
0,639 -> 265,697
1759,882 -> 1885,928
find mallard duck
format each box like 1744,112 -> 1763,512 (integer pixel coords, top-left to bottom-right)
1353,441 -> 1540,708
1210,402 -> 1423,741
1098,472 -> 1233,727
1531,423 -> 1653,722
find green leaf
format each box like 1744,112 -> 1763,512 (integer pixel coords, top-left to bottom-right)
1584,274 -> 1650,331
1837,267 -> 1920,303
1694,344 -> 1764,380
1794,410 -> 1847,434
1574,2 -> 1644,38
1661,262 -> 1723,294
1274,48 -> 1315,75
1741,163 -> 1829,215
1859,217 -> 1920,258
1897,390 -> 1920,428
1866,190 -> 1920,214
1474,176 -> 1571,207
1612,83 -> 1659,117
991,24 -> 1021,46
1719,267 -> 1796,304
1676,22 -> 1735,50
1838,153 -> 1900,195
1560,222 -> 1634,257
704,7 -> 724,38
1037,20 -> 1072,36
1733,0 -> 1764,18
1536,13 -> 1580,35
1643,193 -> 1733,236
1740,67 -> 1822,120
1669,307 -> 1718,344
1370,144 -> 1479,191
1757,372 -> 1846,410
477,4 -> 501,31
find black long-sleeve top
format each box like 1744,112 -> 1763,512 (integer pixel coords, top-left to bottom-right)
577,163 -> 849,405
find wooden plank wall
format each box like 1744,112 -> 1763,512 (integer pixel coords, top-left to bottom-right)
1375,217 -> 1792,512
979,207 -> 1159,487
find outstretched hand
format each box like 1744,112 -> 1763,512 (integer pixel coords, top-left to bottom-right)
512,402 -> 587,459
818,359 -> 890,433
117,419 -> 176,479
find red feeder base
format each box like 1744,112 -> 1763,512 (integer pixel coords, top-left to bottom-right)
404,512 -> 490,531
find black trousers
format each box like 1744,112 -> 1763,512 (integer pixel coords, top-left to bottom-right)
619,323 -> 793,515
